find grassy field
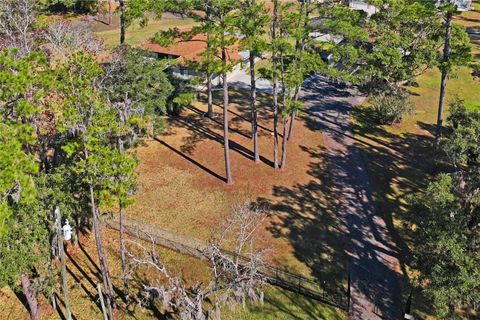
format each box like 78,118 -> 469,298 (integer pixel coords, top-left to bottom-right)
128,88 -> 348,285
351,4 -> 480,319
226,287 -> 345,320
92,13 -> 196,49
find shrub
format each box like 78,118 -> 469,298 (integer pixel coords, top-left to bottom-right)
370,91 -> 414,124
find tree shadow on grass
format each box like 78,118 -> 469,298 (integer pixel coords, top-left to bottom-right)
165,112 -> 274,167
77,242 -> 127,304
154,137 -> 227,183
66,251 -> 99,303
257,145 -> 348,300
197,89 -> 278,137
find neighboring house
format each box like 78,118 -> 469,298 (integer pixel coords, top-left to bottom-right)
348,0 -> 377,17
142,31 -> 245,85
451,0 -> 473,11
347,0 -> 472,16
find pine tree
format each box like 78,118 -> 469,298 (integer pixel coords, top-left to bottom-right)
118,0 -> 162,45
237,0 -> 269,163
434,1 -> 471,145
56,52 -> 122,319
0,50 -> 54,320
157,0 -> 239,183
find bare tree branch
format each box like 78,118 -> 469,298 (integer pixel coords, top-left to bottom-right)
125,202 -> 268,319
0,0 -> 37,57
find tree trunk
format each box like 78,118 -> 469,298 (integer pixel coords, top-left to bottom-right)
280,117 -> 289,169
435,11 -> 452,146
97,283 -> 109,320
205,19 -> 213,118
273,79 -> 279,169
287,113 -> 295,141
279,42 -> 288,170
250,51 -> 259,162
222,47 -> 233,184
207,71 -> 213,118
89,182 -> 115,320
56,207 -> 72,320
108,0 -> 112,25
20,273 -> 39,320
272,0 -> 279,169
84,144 -> 115,319
119,206 -> 129,303
74,216 -> 80,247
119,0 -> 125,45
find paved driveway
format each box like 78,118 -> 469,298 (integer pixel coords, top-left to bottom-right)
226,69 -> 274,93
211,70 -> 404,318
301,75 -> 404,320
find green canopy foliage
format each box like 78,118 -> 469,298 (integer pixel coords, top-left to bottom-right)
0,50 -> 53,235
104,46 -> 174,135
412,100 -> 480,316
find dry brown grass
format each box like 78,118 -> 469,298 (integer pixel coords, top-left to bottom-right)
127,88 -> 346,280
0,222 -> 346,320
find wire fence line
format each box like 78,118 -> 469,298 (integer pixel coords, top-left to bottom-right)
102,217 -> 350,311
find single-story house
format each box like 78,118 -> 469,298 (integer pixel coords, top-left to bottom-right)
348,0 -> 472,16
142,30 -> 246,85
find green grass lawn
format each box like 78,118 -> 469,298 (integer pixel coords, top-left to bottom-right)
225,287 -> 347,320
93,14 -> 195,49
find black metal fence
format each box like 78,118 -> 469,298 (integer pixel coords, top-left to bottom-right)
104,219 -> 350,311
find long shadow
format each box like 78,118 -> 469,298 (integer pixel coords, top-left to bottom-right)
93,18 -> 109,26
208,102 -> 278,135
257,145 -> 349,307
12,290 -> 28,315
303,109 -> 411,164
248,288 -> 345,319
457,15 -> 480,24
66,250 -> 98,288
53,293 -> 67,320
170,115 -> 274,167
78,242 -> 102,275
154,137 -> 227,182
186,105 -> 252,140
303,100 -> 428,168
65,251 -> 100,304
55,292 -> 78,320
197,88 -> 278,134
77,242 -> 125,303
